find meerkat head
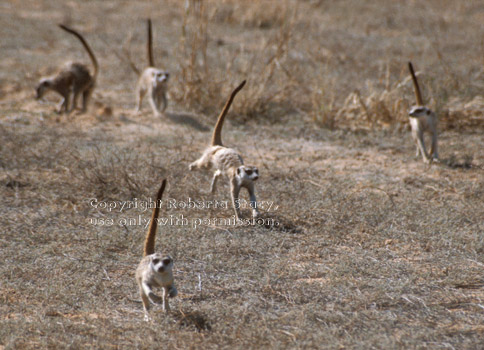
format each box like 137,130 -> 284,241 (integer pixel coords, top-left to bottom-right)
152,70 -> 169,87
409,106 -> 432,118
36,79 -> 52,99
149,253 -> 173,274
236,165 -> 259,183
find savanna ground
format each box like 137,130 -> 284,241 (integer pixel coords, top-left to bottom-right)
1,0 -> 484,349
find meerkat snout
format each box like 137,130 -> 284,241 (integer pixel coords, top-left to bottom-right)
155,72 -> 169,82
238,167 -> 259,181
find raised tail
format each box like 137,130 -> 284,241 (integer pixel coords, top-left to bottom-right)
147,18 -> 155,67
211,80 -> 246,146
143,179 -> 167,257
408,62 -> 423,106
59,24 -> 99,81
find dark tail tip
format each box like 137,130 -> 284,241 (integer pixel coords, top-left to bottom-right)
408,61 -> 414,73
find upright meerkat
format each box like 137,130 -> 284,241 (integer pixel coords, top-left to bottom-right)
189,80 -> 260,220
135,19 -> 169,117
135,179 -> 177,321
407,62 -> 438,163
36,24 -> 98,114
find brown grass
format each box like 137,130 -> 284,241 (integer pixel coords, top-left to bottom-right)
1,0 -> 484,349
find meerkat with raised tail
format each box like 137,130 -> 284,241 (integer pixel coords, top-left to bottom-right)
408,62 -> 438,163
189,80 -> 260,220
36,24 -> 98,114
135,179 -> 177,321
135,19 -> 169,117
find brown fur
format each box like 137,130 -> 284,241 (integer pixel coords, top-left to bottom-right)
407,62 -> 439,163
135,179 -> 176,320
135,19 -> 169,117
190,80 -> 260,219
35,25 -> 98,114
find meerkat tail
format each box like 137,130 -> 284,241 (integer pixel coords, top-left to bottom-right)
143,179 -> 167,257
408,62 -> 423,106
58,24 -> 99,80
147,18 -> 155,67
211,80 -> 247,146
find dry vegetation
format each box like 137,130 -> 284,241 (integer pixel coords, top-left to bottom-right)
1,0 -> 484,349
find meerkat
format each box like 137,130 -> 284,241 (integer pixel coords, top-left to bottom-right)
135,179 -> 177,321
407,62 -> 438,163
36,24 -> 98,114
189,80 -> 260,220
135,19 -> 169,117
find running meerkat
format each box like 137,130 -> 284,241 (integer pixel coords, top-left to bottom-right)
189,80 -> 260,220
36,24 -> 98,114
135,179 -> 177,321
408,62 -> 438,163
135,19 -> 169,117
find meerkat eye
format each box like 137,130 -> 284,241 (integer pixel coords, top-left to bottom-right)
237,168 -> 241,175
152,258 -> 160,264
426,110 -> 430,115
246,169 -> 253,175
162,258 -> 172,265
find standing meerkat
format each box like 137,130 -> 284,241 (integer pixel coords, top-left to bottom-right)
189,80 -> 260,220
36,24 -> 98,114
408,62 -> 438,163
135,179 -> 177,321
135,19 -> 169,117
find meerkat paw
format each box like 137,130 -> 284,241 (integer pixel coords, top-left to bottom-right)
167,286 -> 177,298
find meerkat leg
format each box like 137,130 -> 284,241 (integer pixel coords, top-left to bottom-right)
210,170 -> 222,193
430,131 -> 438,160
149,90 -> 161,117
160,92 -> 167,113
140,289 -> 150,311
416,130 -> 430,163
412,128 -> 428,162
57,94 -> 70,114
230,178 -> 241,220
247,183 -> 259,218
70,90 -> 80,112
136,88 -> 147,113
162,287 -> 170,312
142,282 -> 162,305
81,87 -> 93,113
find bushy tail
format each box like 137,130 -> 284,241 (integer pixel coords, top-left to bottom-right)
59,24 -> 99,81
143,179 -> 167,257
408,62 -> 423,106
211,80 -> 246,146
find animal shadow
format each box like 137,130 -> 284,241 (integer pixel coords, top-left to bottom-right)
166,112 -> 210,132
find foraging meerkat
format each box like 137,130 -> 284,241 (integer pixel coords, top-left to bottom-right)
36,24 -> 98,114
135,179 -> 177,321
135,19 -> 169,117
408,62 -> 438,163
189,80 -> 260,220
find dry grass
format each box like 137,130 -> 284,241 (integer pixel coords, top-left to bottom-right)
1,0 -> 484,349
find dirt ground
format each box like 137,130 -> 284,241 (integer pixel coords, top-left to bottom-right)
1,1 -> 483,349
